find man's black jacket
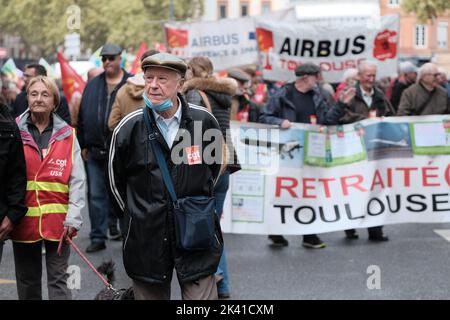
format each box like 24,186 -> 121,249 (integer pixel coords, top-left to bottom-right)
77,70 -> 131,151
0,105 -> 27,226
108,95 -> 223,284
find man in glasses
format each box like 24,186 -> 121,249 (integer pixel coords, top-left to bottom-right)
397,62 -> 450,116
77,43 -> 131,253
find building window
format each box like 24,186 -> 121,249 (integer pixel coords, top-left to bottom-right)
241,2 -> 249,17
387,0 -> 400,7
261,1 -> 271,14
415,25 -> 427,48
218,2 -> 227,19
437,22 -> 448,49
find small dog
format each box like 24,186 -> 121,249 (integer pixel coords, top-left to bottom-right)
94,260 -> 134,300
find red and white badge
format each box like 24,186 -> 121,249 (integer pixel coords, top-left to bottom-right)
310,115 -> 317,125
185,146 -> 201,165
369,109 -> 377,119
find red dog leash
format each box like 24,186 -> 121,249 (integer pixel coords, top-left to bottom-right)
58,228 -> 117,292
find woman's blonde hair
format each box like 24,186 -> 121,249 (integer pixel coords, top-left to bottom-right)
27,76 -> 60,108
188,56 -> 214,79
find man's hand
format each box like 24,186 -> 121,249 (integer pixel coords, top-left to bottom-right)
66,226 -> 78,240
339,87 -> 356,105
81,148 -> 88,161
280,119 -> 292,129
0,216 -> 14,241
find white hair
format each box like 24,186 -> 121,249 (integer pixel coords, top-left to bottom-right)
342,68 -> 358,82
417,63 -> 438,81
438,67 -> 448,78
358,60 -> 377,74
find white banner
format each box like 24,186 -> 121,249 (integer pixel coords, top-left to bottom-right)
164,17 -> 258,70
254,14 -> 400,83
221,115 -> 450,234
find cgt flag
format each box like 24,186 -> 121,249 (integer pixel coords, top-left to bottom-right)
130,42 -> 148,75
57,52 -> 86,118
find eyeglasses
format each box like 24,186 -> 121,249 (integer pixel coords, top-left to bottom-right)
145,75 -> 170,85
101,56 -> 117,62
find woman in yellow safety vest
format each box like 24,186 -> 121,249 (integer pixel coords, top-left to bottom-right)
10,76 -> 86,300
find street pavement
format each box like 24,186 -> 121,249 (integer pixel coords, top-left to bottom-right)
1,213 -> 450,299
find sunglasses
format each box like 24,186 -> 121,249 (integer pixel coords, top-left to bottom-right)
101,56 -> 117,62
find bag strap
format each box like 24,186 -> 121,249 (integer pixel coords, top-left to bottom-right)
142,106 -> 178,204
198,90 -> 212,113
415,88 -> 435,116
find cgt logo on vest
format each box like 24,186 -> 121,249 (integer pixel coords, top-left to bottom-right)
48,158 -> 68,177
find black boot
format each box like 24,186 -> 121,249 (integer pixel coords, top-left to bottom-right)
345,229 -> 359,240
268,235 -> 289,247
368,226 -> 389,242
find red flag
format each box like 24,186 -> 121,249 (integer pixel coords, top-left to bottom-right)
153,42 -> 167,53
57,52 -> 86,119
130,42 -> 148,75
165,27 -> 188,48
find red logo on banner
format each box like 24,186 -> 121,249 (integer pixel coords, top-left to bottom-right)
256,28 -> 274,52
256,28 -> 274,71
165,27 -> 188,48
373,29 -> 397,61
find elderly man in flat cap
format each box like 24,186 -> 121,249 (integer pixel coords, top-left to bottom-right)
108,53 -> 225,300
260,62 -> 352,249
77,43 -> 132,253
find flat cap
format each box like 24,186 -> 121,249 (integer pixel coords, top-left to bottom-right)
399,61 -> 418,74
141,53 -> 187,76
227,68 -> 251,82
295,63 -> 321,77
100,43 -> 122,56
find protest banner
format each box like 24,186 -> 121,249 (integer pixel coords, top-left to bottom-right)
254,14 -> 399,83
221,115 -> 450,234
164,17 -> 258,70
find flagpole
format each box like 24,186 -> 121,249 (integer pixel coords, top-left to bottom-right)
169,0 -> 174,21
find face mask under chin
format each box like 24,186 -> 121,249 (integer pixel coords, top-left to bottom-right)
143,93 -> 173,112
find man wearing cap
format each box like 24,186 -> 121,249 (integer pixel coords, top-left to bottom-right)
108,53 -> 224,300
260,62 -> 352,249
228,68 -> 261,122
390,61 -> 418,112
77,43 -> 131,252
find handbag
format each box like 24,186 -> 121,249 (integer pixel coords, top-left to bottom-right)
142,106 -> 218,251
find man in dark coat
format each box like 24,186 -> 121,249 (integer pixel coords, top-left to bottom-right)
0,96 -> 27,263
259,63 -> 351,249
339,60 -> 394,242
390,61 -> 418,112
77,44 -> 131,252
109,53 -> 224,300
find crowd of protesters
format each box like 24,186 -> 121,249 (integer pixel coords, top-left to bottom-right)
1,42 -> 450,300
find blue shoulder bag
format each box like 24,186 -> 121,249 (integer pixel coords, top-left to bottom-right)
142,106 -> 217,251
